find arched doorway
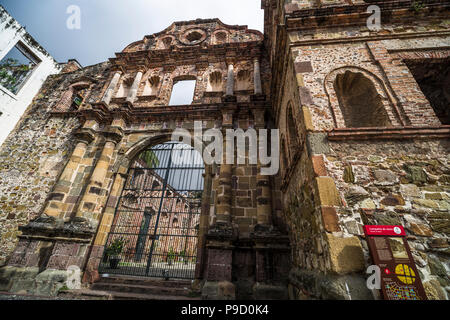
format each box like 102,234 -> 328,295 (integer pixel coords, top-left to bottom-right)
99,141 -> 205,279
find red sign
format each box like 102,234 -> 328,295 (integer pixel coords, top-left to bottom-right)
363,225 -> 406,236
364,224 -> 427,300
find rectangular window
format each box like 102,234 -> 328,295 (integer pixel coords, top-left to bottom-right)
169,80 -> 196,105
0,42 -> 40,95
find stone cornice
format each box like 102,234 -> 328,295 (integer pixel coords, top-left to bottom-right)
110,41 -> 264,70
59,101 -> 270,124
285,0 -> 450,28
327,125 -> 450,141
288,30 -> 450,47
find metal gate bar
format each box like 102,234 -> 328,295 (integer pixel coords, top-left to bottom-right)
99,142 -> 204,279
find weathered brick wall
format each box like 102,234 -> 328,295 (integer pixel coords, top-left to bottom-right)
0,62 -> 111,265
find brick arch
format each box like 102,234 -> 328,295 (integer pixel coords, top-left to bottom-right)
93,132 -> 214,281
324,66 -> 405,128
53,80 -> 93,112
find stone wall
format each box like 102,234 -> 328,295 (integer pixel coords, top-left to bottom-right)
0,62 -> 111,266
326,138 -> 449,300
267,0 -> 450,300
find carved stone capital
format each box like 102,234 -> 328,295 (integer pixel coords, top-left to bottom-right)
74,128 -> 96,145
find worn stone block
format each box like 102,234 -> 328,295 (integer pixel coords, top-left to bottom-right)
315,177 -> 341,207
326,233 -> 365,274
306,132 -> 330,155
321,207 -> 341,232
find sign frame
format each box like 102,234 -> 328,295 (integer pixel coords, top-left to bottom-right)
364,225 -> 427,300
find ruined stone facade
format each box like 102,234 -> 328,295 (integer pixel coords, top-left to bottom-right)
0,1 -> 449,300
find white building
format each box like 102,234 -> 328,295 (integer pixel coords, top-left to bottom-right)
0,5 -> 62,145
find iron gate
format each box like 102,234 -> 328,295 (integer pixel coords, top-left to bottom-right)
99,142 -> 204,279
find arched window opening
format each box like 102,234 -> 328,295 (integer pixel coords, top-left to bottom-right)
71,89 -> 86,110
207,71 -> 223,92
334,71 -> 391,128
169,79 -> 196,105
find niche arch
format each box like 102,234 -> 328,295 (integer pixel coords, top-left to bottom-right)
324,66 -> 405,128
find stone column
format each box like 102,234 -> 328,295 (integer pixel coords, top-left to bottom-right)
225,63 -> 234,96
75,128 -> 123,224
252,109 -> 272,226
102,71 -> 121,105
43,128 -> 96,219
82,172 -> 127,283
216,110 -> 234,224
126,70 -> 143,104
202,109 -> 236,300
253,58 -> 262,95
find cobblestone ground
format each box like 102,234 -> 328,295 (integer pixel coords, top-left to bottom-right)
0,292 -> 70,300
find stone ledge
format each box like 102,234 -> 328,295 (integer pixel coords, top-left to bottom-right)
328,125 -> 450,141
18,216 -> 95,242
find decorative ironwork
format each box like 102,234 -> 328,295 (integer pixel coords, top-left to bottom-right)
99,142 -> 204,279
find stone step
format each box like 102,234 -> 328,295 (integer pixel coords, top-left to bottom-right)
92,282 -> 193,297
58,289 -> 201,300
98,275 -> 193,289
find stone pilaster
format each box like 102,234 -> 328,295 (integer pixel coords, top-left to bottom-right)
82,172 -> 127,283
202,108 -> 237,300
253,58 -> 262,95
42,126 -> 96,219
75,126 -> 123,225
101,71 -> 121,105
126,70 -> 143,104
252,108 -> 272,226
215,109 -> 234,224
225,63 -> 234,97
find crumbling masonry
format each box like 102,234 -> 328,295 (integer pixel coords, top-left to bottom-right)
0,0 -> 449,300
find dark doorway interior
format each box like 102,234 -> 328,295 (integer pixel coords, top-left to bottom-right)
405,58 -> 450,125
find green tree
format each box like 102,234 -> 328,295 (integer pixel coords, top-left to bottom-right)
0,58 -> 30,93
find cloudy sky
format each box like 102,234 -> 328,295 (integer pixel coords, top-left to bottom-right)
1,0 -> 264,67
